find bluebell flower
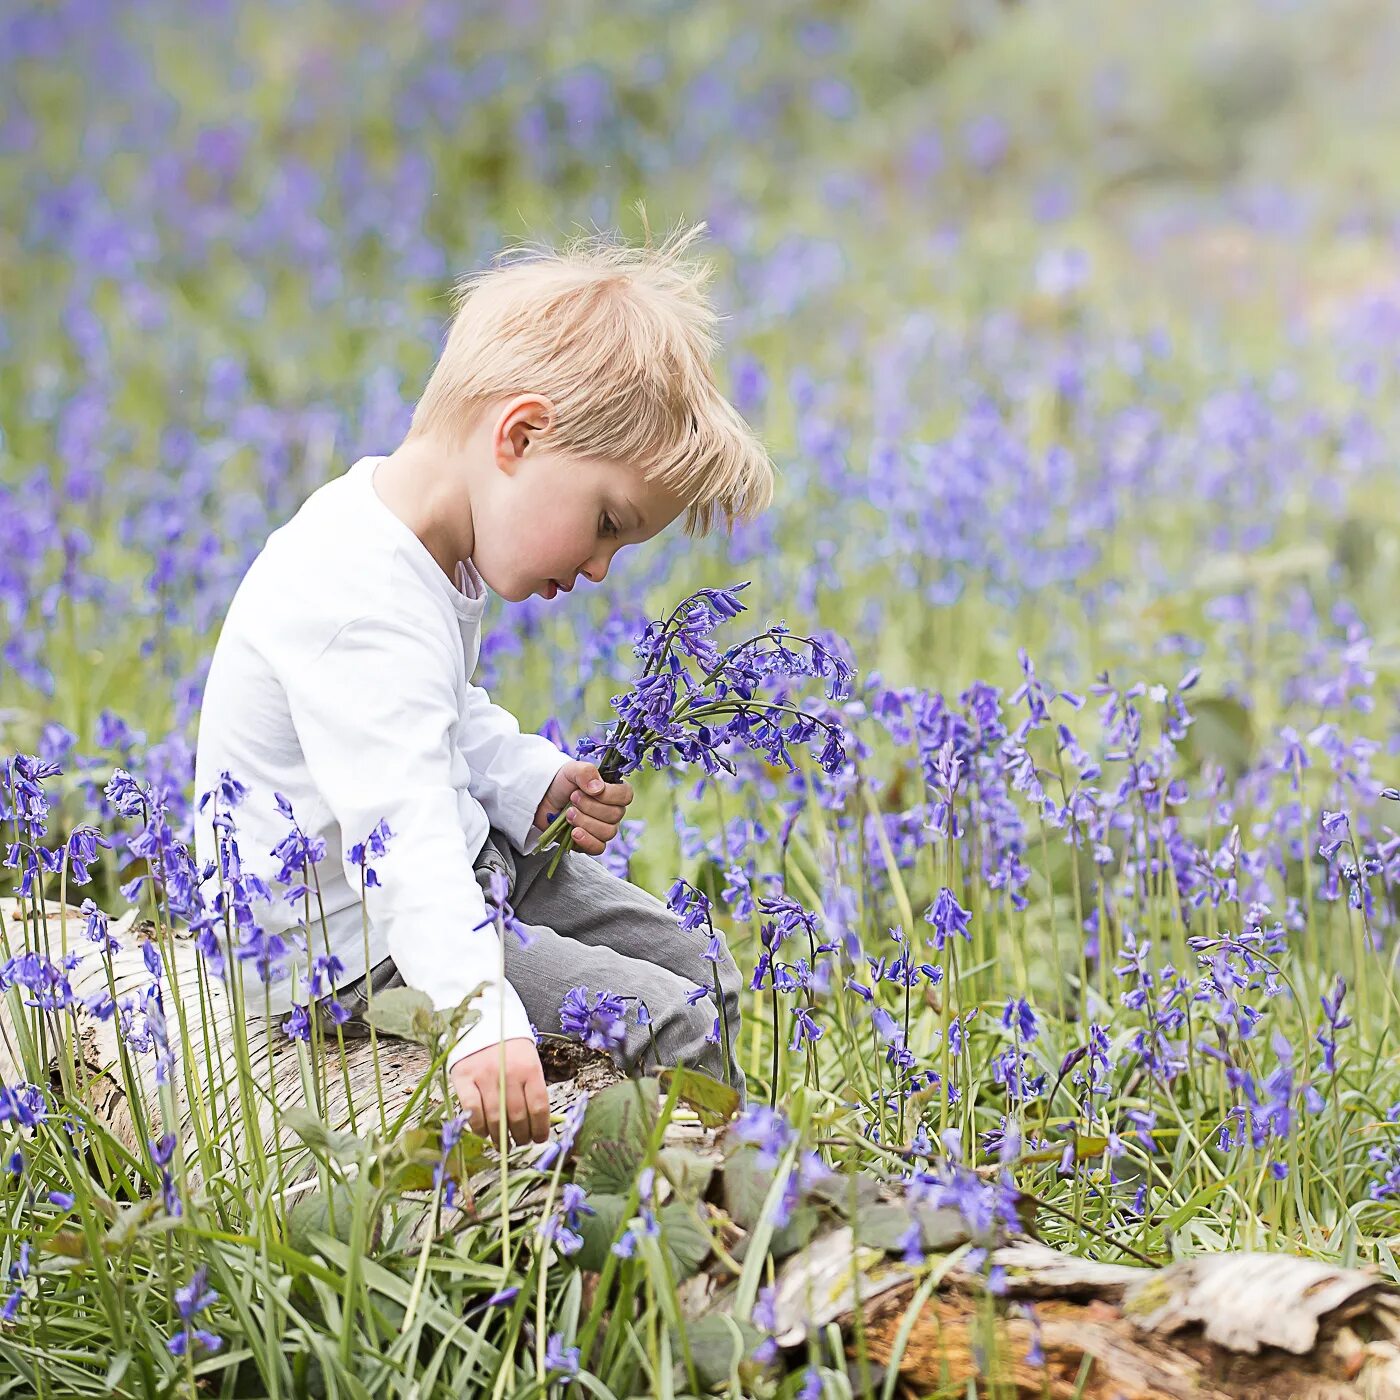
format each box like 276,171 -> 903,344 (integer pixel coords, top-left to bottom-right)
1000,997 -> 1038,1042
473,867 -> 536,949
281,1005 -> 311,1043
544,1331 -> 580,1386
787,1005 -> 823,1052
347,817 -> 394,887
3,1241 -> 30,1321
559,986 -> 627,1053
149,1133 -> 181,1217
924,887 -> 972,950
733,1104 -> 795,1168
167,1265 -> 222,1357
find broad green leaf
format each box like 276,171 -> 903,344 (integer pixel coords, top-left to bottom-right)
575,1137 -> 643,1196
658,1199 -> 712,1280
1179,694 -> 1254,780
850,1200 -> 969,1253
722,1148 -> 821,1261
39,1227 -> 88,1261
668,1311 -> 763,1392
363,986 -> 438,1043
285,1181 -> 381,1255
655,1146 -> 717,1202
389,1124 -> 490,1192
569,1192 -> 631,1272
659,1065 -> 741,1126
852,1202 -> 920,1251
914,1203 -> 973,1251
102,1195 -> 164,1251
807,1170 -> 884,1217
572,1077 -> 660,1169
282,1106 -> 368,1164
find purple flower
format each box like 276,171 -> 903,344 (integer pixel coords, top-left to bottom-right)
924,887 -> 972,950
1317,976 -> 1350,1076
559,986 -> 628,1053
1000,997 -> 1038,1042
167,1265 -> 222,1357
732,1103 -> 795,1168
532,1092 -> 590,1173
787,1004 -> 823,1051
348,818 -> 394,887
544,1331 -> 580,1386
540,1182 -> 597,1256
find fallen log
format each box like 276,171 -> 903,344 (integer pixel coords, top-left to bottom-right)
737,1230 -> 1400,1398
0,898 -> 706,1219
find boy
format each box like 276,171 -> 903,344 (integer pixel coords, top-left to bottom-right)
193,222 -> 773,1150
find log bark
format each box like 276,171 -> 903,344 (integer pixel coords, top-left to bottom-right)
0,898 -> 711,1224
745,1230 -> 1400,1399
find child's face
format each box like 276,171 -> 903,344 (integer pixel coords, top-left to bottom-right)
471,403 -> 689,604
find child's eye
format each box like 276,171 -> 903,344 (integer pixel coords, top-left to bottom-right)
601,514 -> 619,538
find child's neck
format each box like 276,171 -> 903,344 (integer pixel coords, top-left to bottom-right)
373,443 -> 476,584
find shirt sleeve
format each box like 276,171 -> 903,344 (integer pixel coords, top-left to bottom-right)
459,680 -> 571,856
280,613 -> 536,1069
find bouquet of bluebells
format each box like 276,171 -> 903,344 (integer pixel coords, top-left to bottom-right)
536,583 -> 854,875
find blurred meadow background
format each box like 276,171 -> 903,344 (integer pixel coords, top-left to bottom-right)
7,0 -> 1400,1395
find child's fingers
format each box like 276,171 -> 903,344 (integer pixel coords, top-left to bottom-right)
565,806 -> 616,845
568,789 -> 626,823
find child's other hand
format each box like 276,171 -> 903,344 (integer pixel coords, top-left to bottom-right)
533,759 -> 634,855
451,1037 -> 551,1147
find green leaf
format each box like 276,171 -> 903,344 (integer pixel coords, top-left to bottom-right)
657,1199 -> 711,1281
668,1312 -> 764,1392
914,1203 -> 973,1251
849,1200 -> 968,1253
720,1147 -> 776,1232
575,1137 -> 643,1196
363,987 -> 438,1044
387,1124 -> 490,1192
806,1170 -> 884,1217
655,1146 -> 716,1202
282,1107 -> 369,1164
851,1202 -> 918,1251
572,1077 -> 660,1169
659,1064 -> 740,1127
285,1181 -> 381,1255
102,1196 -> 165,1251
104,1349 -> 132,1390
570,1193 -> 632,1272
722,1147 -> 821,1261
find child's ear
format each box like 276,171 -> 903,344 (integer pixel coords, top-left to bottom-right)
498,396 -> 554,470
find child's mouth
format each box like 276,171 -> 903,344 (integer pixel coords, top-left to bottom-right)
545,579 -> 559,599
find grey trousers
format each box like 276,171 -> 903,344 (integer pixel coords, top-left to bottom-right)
325,829 -> 749,1108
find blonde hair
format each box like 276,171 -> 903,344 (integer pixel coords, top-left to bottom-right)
404,216 -> 774,536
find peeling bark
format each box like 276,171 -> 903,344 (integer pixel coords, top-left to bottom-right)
759,1231 -> 1400,1399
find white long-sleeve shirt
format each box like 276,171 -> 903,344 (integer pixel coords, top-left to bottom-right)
193,454 -> 570,1068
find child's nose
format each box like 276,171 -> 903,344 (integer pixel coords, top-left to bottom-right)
581,551 -> 614,585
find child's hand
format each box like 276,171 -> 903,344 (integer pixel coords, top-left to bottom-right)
451,1037 -> 551,1147
533,759 -> 635,855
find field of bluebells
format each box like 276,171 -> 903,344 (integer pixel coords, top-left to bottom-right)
7,0 -> 1400,1394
